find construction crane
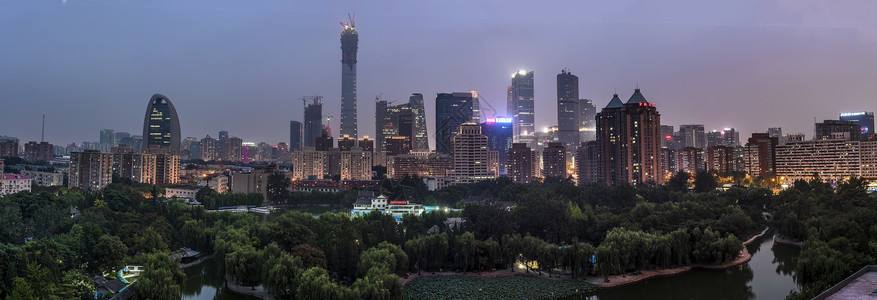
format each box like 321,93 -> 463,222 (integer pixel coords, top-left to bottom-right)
340,12 -> 355,29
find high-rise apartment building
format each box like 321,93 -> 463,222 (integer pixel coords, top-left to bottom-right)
446,123 -> 493,186
142,94 -> 181,153
292,147 -> 324,179
340,147 -> 372,180
776,139 -> 861,184
0,140 -> 18,157
200,135 -> 217,161
358,137 -> 374,152
508,70 -> 535,145
224,137 -> 242,162
840,112 -> 875,141
744,133 -> 778,177
340,21 -> 359,139
24,141 -> 53,162
507,143 -> 535,183
596,89 -> 662,185
542,142 -> 567,178
707,145 -> 735,174
387,152 -> 452,179
556,70 -> 580,149
316,133 -> 334,151
70,150 -> 113,191
290,121 -> 303,151
677,147 -> 703,173
575,141 -> 598,185
436,92 -> 481,154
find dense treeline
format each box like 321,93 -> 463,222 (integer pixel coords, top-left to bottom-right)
773,176 -> 877,299
0,170 -> 773,299
195,187 -> 263,209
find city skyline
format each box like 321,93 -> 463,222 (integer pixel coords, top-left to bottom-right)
4,1 -> 877,146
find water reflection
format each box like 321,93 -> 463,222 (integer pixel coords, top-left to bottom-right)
182,258 -> 258,300
568,232 -> 799,300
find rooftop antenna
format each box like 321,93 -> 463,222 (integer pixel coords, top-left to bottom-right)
41,113 -> 45,142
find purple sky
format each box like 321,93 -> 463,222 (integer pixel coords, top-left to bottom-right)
3,0 -> 877,147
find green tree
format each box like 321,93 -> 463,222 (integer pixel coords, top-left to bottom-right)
138,226 -> 169,254
60,270 -> 95,300
267,171 -> 291,203
226,245 -> 262,288
296,267 -> 355,299
136,252 -> 184,300
94,235 -> 128,275
290,244 -> 328,270
694,170 -> 718,193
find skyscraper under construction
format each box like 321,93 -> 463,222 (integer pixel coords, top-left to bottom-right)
340,15 -> 359,139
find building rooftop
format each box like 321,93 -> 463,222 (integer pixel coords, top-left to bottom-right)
604,94 -> 624,109
2,174 -> 30,180
815,265 -> 877,300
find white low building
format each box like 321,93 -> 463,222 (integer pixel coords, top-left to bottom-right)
1,174 -> 32,196
20,170 -> 64,187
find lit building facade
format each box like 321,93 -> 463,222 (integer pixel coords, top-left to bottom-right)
556,70 -> 580,149
776,139 -> 860,184
341,147 -> 372,180
744,133 -> 778,177
436,92 -> 481,154
446,123 -> 493,186
480,117 -> 514,172
70,150 -> 113,191
507,143 -> 534,183
142,94 -> 181,153
839,112 -> 875,141
596,90 -> 662,185
292,147 -> 324,179
340,23 -> 359,139
707,145 -> 735,174
542,142 -> 567,178
509,70 -> 535,145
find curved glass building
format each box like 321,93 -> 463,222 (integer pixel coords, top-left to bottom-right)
142,94 -> 181,153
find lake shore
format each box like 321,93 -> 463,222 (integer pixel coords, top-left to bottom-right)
583,227 -> 770,288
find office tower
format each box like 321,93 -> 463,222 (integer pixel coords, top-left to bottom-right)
556,70 -> 580,149
815,120 -> 860,141
446,123 -> 493,186
303,96 -> 323,148
0,140 -> 18,157
70,150 -> 113,191
542,142 -> 567,178
112,132 -> 129,146
385,136 -> 412,156
706,130 -> 723,148
216,131 -> 229,161
200,135 -> 217,161
744,133 -> 778,177
24,141 -> 53,162
100,129 -> 115,146
316,133 -> 334,151
358,137 -> 374,152
340,20 -> 359,139
340,147 -> 372,180
507,143 -> 534,183
578,99 -> 597,142
575,141 -> 599,185
596,89 -> 662,185
708,145 -> 735,174
290,121 -> 303,151
678,125 -> 705,149
722,128 -> 740,147
660,125 -> 675,149
480,117 -> 514,173
409,93 -> 429,151
142,94 -> 181,153
768,127 -> 786,145
338,135 -> 356,151
225,137 -> 242,162
188,141 -> 201,160
677,147 -> 703,173
839,112 -> 875,141
509,70 -> 535,144
435,91 -> 481,154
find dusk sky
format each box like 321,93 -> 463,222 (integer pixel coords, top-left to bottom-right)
3,0 -> 877,147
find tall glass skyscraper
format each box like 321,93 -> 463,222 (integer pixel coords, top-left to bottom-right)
508,70 -> 534,144
340,22 -> 359,139
303,97 -> 323,148
436,92 -> 481,154
141,94 -> 181,153
290,121 -> 302,151
556,69 -> 579,149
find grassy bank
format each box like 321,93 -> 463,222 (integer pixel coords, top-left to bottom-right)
403,275 -> 597,299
